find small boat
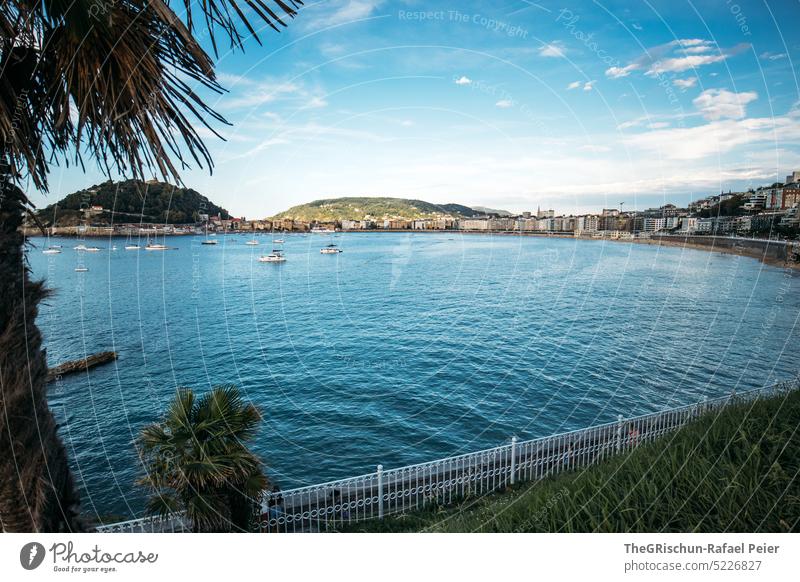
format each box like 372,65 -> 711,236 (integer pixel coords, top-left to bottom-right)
245,239 -> 260,246
111,245 -> 118,251
320,243 -> 342,254
273,238 -> 285,244
201,220 -> 218,245
125,244 -> 140,250
84,246 -> 102,252
42,247 -> 62,255
145,243 -> 169,251
74,266 -> 89,272
73,244 -> 88,251
258,251 -> 287,263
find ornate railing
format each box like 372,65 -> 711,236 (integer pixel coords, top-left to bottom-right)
96,378 -> 797,533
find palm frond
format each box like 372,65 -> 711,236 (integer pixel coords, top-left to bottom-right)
0,1 -> 303,192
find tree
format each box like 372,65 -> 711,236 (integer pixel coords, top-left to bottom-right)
138,386 -> 268,532
0,1 -> 301,532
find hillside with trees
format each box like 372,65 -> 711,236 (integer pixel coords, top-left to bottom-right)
272,197 -> 485,222
35,180 -> 230,226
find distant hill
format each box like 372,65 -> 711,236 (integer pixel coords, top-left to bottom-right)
272,197 -> 483,222
36,179 -> 230,226
471,205 -> 513,217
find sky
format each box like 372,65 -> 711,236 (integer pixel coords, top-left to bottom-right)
33,0 -> 800,217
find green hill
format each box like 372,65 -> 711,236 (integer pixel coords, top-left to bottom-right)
36,179 -> 230,226
272,197 -> 482,222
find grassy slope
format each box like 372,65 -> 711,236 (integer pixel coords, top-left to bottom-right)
272,197 -> 478,221
344,390 -> 800,532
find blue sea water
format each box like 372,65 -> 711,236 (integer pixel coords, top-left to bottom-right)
28,233 -> 800,519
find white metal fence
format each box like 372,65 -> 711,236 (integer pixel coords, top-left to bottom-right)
95,379 -> 797,533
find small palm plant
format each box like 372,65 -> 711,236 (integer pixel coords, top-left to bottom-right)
138,386 -> 268,532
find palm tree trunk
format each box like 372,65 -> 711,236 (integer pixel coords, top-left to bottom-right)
0,171 -> 85,532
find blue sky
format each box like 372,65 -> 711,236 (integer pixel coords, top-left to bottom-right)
36,0 -> 800,217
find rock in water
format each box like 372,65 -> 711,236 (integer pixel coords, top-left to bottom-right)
47,352 -> 118,382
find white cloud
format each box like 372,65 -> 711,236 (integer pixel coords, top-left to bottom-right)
455,76 -> 472,86
693,89 -> 758,120
606,39 -> 740,80
676,39 -> 708,47
583,81 -> 595,92
646,54 -> 726,75
567,81 -> 582,90
682,45 -> 713,54
305,96 -> 329,109
495,99 -> 514,108
624,111 -> 800,160
673,77 -> 698,89
316,0 -> 383,27
538,42 -> 566,58
605,64 -> 638,78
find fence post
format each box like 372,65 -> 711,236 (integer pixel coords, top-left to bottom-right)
377,464 -> 384,520
703,395 -> 708,414
615,414 -> 624,453
510,436 -> 518,486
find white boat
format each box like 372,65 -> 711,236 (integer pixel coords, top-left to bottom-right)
258,251 -> 286,263
84,246 -> 102,252
73,244 -> 88,251
201,220 -> 218,244
125,244 -> 141,250
74,266 -> 89,272
42,247 -> 62,255
111,245 -> 118,251
245,239 -> 259,246
145,243 -> 169,251
320,243 -> 342,254
273,238 -> 285,244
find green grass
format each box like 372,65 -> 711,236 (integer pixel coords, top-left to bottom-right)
342,390 -> 800,532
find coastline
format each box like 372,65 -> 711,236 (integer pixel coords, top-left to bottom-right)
339,229 -> 800,271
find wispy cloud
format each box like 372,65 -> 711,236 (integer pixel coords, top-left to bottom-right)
605,39 -> 746,79
495,99 -> 514,108
309,0 -> 384,28
567,81 -> 582,90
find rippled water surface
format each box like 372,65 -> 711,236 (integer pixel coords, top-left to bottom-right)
29,233 -> 800,518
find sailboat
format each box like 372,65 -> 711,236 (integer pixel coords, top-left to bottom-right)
42,230 -> 62,254
124,229 -> 140,250
320,231 -> 342,254
201,220 -> 218,245
144,230 -> 169,251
